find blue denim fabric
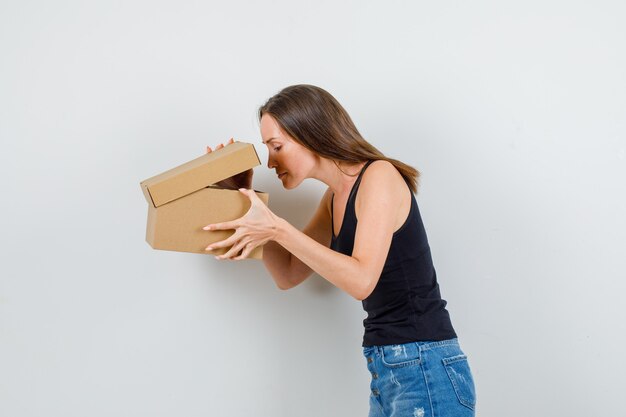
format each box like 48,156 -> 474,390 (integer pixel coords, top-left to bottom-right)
363,338 -> 476,417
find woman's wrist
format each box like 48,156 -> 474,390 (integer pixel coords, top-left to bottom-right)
272,215 -> 290,244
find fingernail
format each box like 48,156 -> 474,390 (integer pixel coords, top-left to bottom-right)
205,247 -> 213,251
203,225 -> 211,230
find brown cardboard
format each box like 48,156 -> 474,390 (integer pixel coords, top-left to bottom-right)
140,141 -> 269,259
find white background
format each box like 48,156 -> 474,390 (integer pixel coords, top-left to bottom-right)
1,1 -> 625,416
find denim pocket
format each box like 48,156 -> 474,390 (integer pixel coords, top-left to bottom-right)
442,354 -> 476,410
380,343 -> 421,368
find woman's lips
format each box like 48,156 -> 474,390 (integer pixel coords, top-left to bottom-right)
278,172 -> 287,179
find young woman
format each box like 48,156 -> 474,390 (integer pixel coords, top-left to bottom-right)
204,84 -> 476,417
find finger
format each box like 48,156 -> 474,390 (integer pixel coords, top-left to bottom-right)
217,238 -> 248,260
205,231 -> 240,252
230,239 -> 252,260
203,220 -> 239,231
206,146 -> 212,153
218,242 -> 243,260
228,137 -> 234,144
233,242 -> 255,260
216,143 -> 224,150
239,188 -> 260,203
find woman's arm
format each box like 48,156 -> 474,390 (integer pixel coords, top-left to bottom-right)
274,161 -> 404,300
262,187 -> 333,290
204,161 -> 404,301
274,219 -> 367,299
260,241 -> 293,290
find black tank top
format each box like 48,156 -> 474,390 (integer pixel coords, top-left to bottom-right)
330,160 -> 457,347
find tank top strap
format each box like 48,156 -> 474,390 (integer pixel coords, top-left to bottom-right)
349,159 -> 375,201
331,160 -> 376,205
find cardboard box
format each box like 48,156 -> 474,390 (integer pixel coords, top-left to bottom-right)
140,141 -> 269,259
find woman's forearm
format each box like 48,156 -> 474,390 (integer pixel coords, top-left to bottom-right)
261,240 -> 294,290
273,217 -> 370,300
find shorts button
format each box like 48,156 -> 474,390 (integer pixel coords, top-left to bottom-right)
372,389 -> 379,396
372,372 -> 378,379
367,357 -> 373,363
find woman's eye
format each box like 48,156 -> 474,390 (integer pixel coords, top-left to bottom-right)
273,146 -> 281,152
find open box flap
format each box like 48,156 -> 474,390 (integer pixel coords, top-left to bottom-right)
140,141 -> 262,208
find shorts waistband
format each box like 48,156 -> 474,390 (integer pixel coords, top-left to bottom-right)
363,338 -> 459,355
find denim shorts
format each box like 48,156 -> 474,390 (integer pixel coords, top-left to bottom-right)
363,338 -> 476,417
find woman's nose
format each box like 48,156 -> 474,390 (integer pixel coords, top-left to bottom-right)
267,157 -> 276,169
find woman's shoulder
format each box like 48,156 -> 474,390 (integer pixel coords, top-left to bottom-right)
362,160 -> 405,187
356,160 -> 408,205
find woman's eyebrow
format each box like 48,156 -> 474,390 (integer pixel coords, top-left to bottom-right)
262,137 -> 279,144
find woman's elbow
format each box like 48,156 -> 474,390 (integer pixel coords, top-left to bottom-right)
274,275 -> 294,290
353,279 -> 376,301
275,273 -> 307,291
276,281 -> 294,291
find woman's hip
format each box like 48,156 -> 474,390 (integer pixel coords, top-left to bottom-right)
363,338 -> 476,417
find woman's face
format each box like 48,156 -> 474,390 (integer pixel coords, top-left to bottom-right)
260,113 -> 318,189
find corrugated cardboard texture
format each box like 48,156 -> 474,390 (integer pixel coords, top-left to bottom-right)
140,141 -> 261,208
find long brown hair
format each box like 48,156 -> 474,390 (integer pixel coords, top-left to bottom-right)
258,84 -> 421,194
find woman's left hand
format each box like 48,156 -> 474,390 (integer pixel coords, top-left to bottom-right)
203,188 -> 281,260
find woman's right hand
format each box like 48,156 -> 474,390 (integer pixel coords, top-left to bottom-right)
206,137 -> 254,190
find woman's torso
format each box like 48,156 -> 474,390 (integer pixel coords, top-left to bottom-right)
330,160 -> 457,347
331,162 -> 412,241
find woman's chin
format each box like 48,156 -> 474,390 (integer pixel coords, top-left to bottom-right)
280,177 -> 297,190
